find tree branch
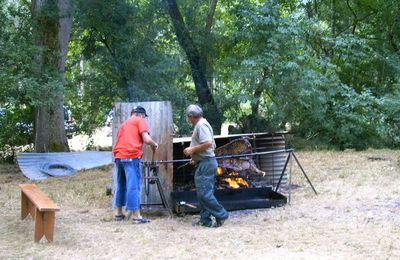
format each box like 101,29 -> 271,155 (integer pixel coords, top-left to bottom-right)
204,0 -> 218,34
346,0 -> 357,34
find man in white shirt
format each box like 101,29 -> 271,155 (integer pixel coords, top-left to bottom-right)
184,104 -> 229,227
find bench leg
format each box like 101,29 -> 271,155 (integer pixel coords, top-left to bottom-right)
21,191 -> 29,220
34,209 -> 44,242
21,192 -> 37,220
43,212 -> 56,242
34,209 -> 56,242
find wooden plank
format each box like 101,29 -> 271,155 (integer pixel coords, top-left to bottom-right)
21,191 -> 29,220
19,184 -> 60,211
43,211 -> 56,242
34,208 -> 44,242
28,199 -> 37,219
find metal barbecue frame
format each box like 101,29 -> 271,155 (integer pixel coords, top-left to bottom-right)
153,148 -> 317,204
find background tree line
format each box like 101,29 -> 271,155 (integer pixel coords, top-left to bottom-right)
0,0 -> 399,161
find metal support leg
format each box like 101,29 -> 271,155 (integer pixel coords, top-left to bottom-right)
292,152 -> 318,195
142,175 -> 172,215
275,151 -> 317,197
275,152 -> 291,192
288,151 -> 293,204
155,178 -> 172,215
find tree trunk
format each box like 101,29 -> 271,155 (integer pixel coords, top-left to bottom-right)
100,38 -> 135,101
245,68 -> 268,132
32,0 -> 72,152
388,3 -> 400,53
331,0 -> 337,36
165,0 -> 222,133
201,0 -> 218,108
305,0 -> 318,18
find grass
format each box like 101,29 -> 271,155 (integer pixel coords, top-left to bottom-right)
0,149 -> 400,259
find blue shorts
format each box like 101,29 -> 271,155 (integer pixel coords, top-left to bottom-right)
113,158 -> 141,210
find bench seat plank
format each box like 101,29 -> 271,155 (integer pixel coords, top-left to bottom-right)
19,184 -> 60,211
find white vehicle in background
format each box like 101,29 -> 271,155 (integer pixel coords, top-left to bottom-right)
104,110 -> 113,127
63,105 -> 76,139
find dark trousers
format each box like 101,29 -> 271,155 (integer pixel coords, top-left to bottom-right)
194,158 -> 228,225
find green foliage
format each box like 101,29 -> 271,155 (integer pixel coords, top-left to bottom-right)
376,91 -> 400,147
0,2 -> 37,160
212,0 -> 400,149
0,1 -> 69,157
1,0 -> 399,151
66,0 -> 188,135
0,105 -> 34,162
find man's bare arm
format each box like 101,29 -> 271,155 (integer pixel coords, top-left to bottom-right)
183,140 -> 212,156
142,132 -> 158,150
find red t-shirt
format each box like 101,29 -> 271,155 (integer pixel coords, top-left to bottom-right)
113,116 -> 149,159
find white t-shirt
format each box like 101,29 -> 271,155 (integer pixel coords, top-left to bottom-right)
190,118 -> 216,162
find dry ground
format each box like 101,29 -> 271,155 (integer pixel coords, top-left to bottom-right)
0,149 -> 399,259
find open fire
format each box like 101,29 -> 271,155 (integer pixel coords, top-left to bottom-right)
216,167 -> 250,189
214,137 -> 266,189
170,134 -> 288,214
173,137 -> 268,191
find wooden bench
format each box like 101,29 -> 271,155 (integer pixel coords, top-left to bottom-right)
19,184 -> 60,242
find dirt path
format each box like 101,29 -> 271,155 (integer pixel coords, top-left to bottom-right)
0,150 -> 399,259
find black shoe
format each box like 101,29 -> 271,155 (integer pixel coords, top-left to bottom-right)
192,220 -> 213,227
114,214 -> 126,221
215,217 -> 228,227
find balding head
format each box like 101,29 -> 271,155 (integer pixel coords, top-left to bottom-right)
186,104 -> 203,118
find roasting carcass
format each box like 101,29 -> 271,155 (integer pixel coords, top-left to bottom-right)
215,137 -> 265,177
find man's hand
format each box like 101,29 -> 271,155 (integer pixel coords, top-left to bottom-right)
189,159 -> 196,165
142,132 -> 159,151
152,143 -> 159,151
183,147 -> 193,156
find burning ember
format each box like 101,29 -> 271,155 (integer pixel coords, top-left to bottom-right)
217,167 -> 250,189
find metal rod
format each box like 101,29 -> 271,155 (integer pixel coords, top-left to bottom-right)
155,177 -> 172,215
288,152 -> 293,205
157,158 -> 191,164
156,148 -> 294,164
275,152 -> 291,192
143,163 -> 151,196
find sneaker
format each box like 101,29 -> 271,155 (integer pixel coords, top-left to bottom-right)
132,217 -> 151,224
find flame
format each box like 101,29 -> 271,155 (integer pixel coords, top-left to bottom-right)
217,167 -> 249,188
222,177 -> 249,188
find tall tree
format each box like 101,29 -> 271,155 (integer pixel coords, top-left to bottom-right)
31,0 -> 72,152
68,0 -> 179,136
164,0 -> 222,133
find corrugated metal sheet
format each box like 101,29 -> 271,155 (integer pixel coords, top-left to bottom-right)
254,134 -> 287,185
17,151 -> 113,180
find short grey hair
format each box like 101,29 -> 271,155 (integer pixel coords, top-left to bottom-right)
186,104 -> 203,118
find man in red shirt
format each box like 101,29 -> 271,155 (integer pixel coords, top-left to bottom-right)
113,106 -> 158,224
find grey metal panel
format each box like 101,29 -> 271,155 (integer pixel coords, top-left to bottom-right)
17,151 -> 113,180
253,133 -> 287,186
